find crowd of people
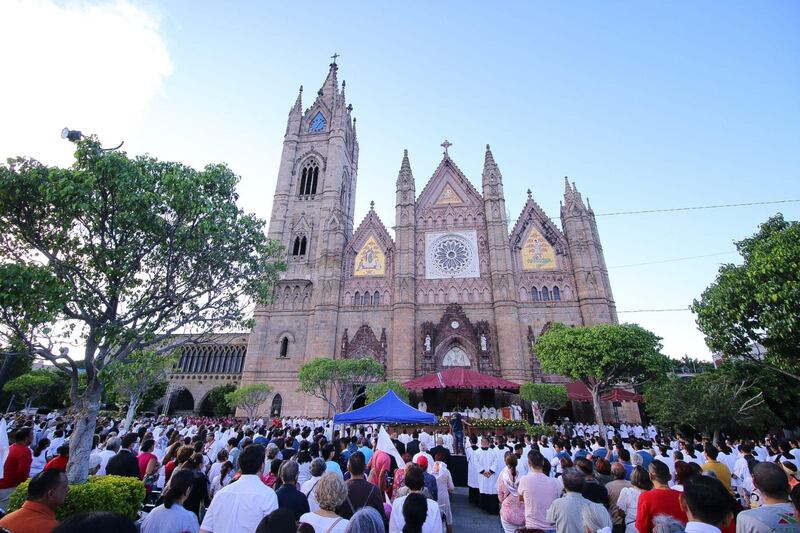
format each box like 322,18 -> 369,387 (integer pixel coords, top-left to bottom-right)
0,410 -> 797,533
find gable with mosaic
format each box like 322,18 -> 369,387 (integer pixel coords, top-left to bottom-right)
354,235 -> 385,276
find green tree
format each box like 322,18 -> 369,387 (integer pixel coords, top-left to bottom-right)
365,380 -> 409,405
0,138 -> 285,482
224,383 -> 273,420
519,383 -> 568,419
297,358 -> 385,414
100,350 -> 178,430
645,363 -> 774,440
5,371 -> 58,408
202,384 -> 236,417
535,322 -> 669,437
692,214 -> 800,381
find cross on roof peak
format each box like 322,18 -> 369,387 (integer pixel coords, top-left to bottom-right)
330,53 -> 339,65
441,139 -> 452,156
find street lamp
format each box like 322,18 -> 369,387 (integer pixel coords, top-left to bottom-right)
60,127 -> 124,151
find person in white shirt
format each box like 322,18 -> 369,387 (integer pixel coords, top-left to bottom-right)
200,444 -> 278,533
298,472 -> 350,533
678,475 -> 734,533
389,465 -> 443,533
97,437 -> 121,476
413,442 -> 434,469
300,458 -> 327,512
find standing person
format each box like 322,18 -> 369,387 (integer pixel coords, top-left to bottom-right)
0,427 -> 34,509
607,463 -> 633,533
679,475 -> 735,533
448,413 -> 466,455
44,445 -> 69,471
209,461 -> 234,498
476,437 -> 500,514
298,472 -> 350,533
518,450 -> 560,533
0,469 -> 68,533
335,452 -> 384,521
301,458 -> 327,512
388,465 -> 443,533
635,460 -> 688,533
199,444 -> 278,533
181,454 -> 210,519
431,460 -> 455,532
497,453 -> 525,533
546,468 -> 603,532
465,436 -> 480,506
736,462 -> 799,533
29,438 -> 51,478
141,469 -> 200,533
138,439 -> 160,488
702,444 -> 734,494
323,444 -> 343,479
276,461 -> 310,521
576,457 -> 610,508
105,433 -> 141,478
616,466 -> 653,533
96,437 -> 120,476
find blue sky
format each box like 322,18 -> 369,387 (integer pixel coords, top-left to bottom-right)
2,1 -> 798,360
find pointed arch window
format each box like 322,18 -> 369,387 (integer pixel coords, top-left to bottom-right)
531,287 -> 539,302
299,161 -> 320,196
279,337 -> 289,358
270,394 -> 283,417
354,291 -> 361,305
553,286 -> 561,301
292,235 -> 307,257
364,292 -> 372,306
309,111 -> 326,132
373,291 -> 380,305
541,287 -> 550,301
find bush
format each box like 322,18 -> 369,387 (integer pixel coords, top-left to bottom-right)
7,475 -> 145,520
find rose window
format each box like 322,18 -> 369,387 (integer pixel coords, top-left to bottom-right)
432,237 -> 471,275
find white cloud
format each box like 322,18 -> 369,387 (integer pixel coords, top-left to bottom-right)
0,0 -> 171,165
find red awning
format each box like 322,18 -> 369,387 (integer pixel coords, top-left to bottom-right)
566,381 -> 644,403
403,368 -> 521,391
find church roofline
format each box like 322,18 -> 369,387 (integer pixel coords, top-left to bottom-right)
346,206 -> 395,253
510,190 -> 567,249
416,154 -> 484,207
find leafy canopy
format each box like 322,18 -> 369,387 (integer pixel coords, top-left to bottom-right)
297,357 -> 385,413
535,323 -> 669,390
224,383 -> 273,420
645,362 -> 775,436
203,384 -> 236,417
0,137 -> 285,482
365,380 -> 409,405
692,214 -> 800,380
519,383 -> 568,413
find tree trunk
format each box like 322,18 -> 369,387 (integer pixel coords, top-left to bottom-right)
590,386 -> 606,440
713,429 -> 721,446
123,395 -> 140,432
66,377 -> 103,484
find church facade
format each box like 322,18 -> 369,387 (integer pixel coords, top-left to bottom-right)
240,62 -> 618,417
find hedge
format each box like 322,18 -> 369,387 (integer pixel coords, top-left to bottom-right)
7,475 -> 145,520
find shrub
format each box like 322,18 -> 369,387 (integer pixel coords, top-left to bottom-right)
7,475 -> 145,520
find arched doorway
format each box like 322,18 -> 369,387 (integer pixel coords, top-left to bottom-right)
169,388 -> 194,414
270,394 -> 283,417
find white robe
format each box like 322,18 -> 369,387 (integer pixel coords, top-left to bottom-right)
475,447 -> 499,495
466,445 -> 480,489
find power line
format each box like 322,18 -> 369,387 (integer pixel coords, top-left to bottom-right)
617,308 -> 691,313
595,199 -> 800,217
609,250 -> 737,269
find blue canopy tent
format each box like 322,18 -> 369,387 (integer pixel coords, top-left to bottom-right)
333,390 -> 436,425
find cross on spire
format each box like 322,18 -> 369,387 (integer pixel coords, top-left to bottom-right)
331,52 -> 339,65
441,139 -> 452,156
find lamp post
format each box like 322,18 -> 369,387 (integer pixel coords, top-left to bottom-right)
61,127 -> 124,151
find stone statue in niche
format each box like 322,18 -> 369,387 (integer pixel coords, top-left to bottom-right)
424,334 -> 431,353
480,334 -> 488,352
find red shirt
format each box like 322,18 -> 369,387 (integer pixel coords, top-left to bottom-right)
44,455 -> 68,471
636,488 -> 688,533
164,460 -> 176,482
0,443 -> 32,489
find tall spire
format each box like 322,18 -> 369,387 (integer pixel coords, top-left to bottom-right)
292,85 -> 303,112
482,144 -> 502,186
314,60 -> 340,109
396,149 -> 414,190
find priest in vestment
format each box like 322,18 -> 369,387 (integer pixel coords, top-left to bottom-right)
475,437 -> 500,514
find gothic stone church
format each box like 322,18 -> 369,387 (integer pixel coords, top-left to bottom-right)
237,62 -> 618,417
